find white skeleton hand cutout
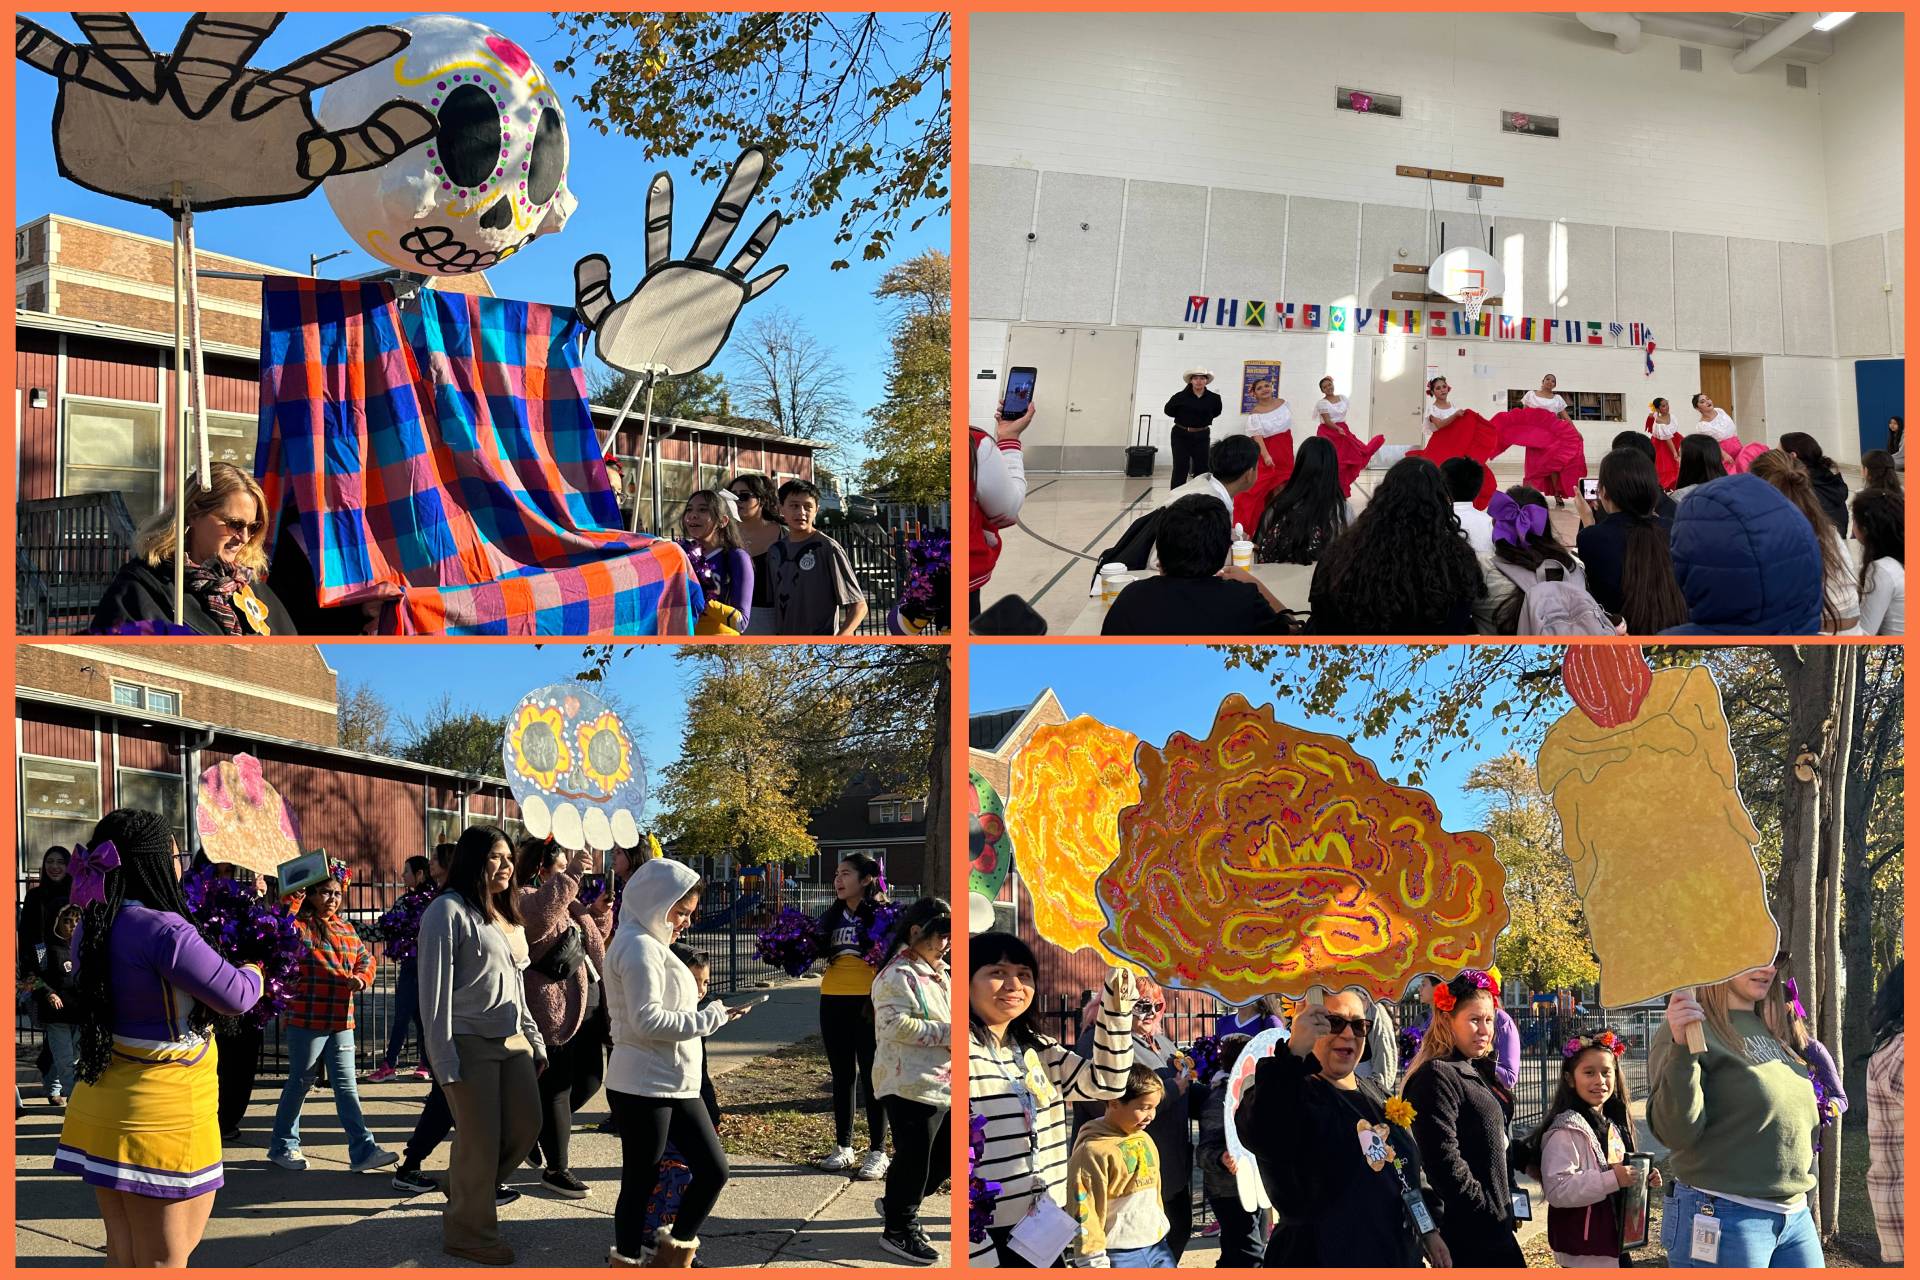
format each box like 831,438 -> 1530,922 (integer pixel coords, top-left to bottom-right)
573,148 -> 788,378
17,11 -> 436,212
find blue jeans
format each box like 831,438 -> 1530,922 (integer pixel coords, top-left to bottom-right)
1108,1239 -> 1176,1268
270,1027 -> 380,1163
42,1024 -> 78,1099
381,959 -> 422,1068
1660,1183 -> 1825,1268
1208,1193 -> 1267,1267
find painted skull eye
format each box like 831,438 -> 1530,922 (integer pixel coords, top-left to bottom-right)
436,83 -> 503,190
526,106 -> 566,206
520,720 -> 560,775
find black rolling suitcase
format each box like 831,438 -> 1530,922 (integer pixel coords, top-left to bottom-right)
1124,414 -> 1157,477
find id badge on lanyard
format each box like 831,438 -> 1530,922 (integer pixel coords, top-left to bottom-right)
1691,1203 -> 1721,1265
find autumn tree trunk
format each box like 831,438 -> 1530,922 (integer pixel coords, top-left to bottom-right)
924,651 -> 951,895
1813,650 -> 1855,1237
1768,648 -> 1835,1019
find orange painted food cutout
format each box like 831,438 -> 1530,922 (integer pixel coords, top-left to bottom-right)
1095,694 -> 1507,1002
1006,716 -> 1144,965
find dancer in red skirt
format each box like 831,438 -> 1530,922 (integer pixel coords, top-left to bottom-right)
1645,398 -> 1681,489
1312,376 -> 1384,497
1232,376 -> 1294,534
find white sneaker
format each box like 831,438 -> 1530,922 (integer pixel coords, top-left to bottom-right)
816,1145 -> 858,1171
855,1149 -> 890,1181
270,1150 -> 308,1171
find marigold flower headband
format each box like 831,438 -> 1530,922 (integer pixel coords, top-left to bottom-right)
1431,968 -> 1499,1013
1563,1029 -> 1627,1060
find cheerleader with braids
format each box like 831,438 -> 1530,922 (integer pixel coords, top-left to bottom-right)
53,809 -> 265,1267
812,853 -> 892,1179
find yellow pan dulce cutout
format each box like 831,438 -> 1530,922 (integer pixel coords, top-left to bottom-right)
1095,693 -> 1507,1004
1007,715 -> 1145,968
1538,653 -> 1778,1006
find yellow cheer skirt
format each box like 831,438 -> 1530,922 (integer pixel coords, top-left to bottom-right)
53,1036 -> 224,1200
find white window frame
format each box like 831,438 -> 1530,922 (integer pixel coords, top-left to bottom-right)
426,806 -> 462,853
115,766 -> 187,845
61,393 -> 166,523
184,407 -> 262,476
21,754 -> 102,874
109,680 -> 183,715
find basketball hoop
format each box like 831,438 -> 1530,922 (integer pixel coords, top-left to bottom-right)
1460,288 -> 1486,327
1427,247 -> 1504,334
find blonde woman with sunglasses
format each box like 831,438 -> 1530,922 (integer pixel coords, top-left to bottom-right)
90,462 -> 295,635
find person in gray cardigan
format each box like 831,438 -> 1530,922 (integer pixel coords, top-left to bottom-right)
419,825 -> 545,1267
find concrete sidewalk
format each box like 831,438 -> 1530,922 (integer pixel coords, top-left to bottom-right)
15,976 -> 950,1268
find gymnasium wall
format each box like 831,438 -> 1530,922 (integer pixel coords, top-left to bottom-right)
968,12 -> 1903,465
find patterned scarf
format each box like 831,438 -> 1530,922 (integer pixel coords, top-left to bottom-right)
183,557 -> 250,636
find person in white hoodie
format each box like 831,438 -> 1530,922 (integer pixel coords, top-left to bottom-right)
604,858 -> 752,1268
870,897 -> 952,1265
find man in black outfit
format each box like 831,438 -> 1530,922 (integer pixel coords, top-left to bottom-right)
1164,367 -> 1224,488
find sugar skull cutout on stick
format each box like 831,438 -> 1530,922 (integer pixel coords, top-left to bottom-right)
1096,694 -> 1508,1004
317,14 -> 576,275
1006,716 -> 1144,968
503,683 -> 645,851
1537,647 -> 1777,1014
196,753 -> 301,876
17,11 -> 436,213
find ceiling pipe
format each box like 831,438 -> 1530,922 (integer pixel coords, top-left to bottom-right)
1731,12 -> 1825,72
1576,12 -> 1643,52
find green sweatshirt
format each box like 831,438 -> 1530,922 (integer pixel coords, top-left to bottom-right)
1647,1009 -> 1818,1202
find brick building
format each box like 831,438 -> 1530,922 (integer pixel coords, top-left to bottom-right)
807,776 -> 932,897
15,213 -> 821,529
15,643 -> 519,882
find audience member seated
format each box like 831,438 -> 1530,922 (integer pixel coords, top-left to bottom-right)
1103,494 -> 1295,636
1778,433 -> 1850,536
1477,488 -> 1602,635
1254,437 -> 1350,566
1666,474 -> 1823,634
1573,449 -> 1686,634
1306,457 -> 1485,636
91,463 -> 297,636
1163,435 -> 1259,520
1751,450 -> 1860,634
1850,487 -> 1905,636
1441,458 -> 1495,555
1861,449 -> 1902,495
1669,433 -> 1728,507
1609,432 -> 1679,518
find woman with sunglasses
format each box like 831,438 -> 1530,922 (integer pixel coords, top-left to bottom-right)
1246,989 -> 1449,1268
1648,958 -> 1824,1267
725,473 -> 785,635
90,462 -> 296,636
1072,977 -> 1198,1260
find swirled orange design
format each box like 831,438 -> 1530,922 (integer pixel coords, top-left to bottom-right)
1006,716 -> 1143,966
1095,694 -> 1508,1002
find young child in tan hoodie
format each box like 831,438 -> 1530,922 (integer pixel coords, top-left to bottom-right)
1067,1065 -> 1171,1268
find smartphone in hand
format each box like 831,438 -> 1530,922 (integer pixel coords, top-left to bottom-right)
1580,477 -> 1599,502
1002,366 -> 1038,418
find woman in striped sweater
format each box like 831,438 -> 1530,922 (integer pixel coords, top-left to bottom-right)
968,932 -> 1135,1267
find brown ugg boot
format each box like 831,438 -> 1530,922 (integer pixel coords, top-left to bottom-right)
645,1228 -> 698,1268
608,1245 -> 643,1267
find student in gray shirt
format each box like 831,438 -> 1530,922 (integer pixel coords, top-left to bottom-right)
419,826 -> 545,1266
766,479 -> 868,635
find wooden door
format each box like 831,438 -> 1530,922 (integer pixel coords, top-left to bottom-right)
1698,357 -> 1734,416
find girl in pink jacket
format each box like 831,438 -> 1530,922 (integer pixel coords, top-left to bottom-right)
1535,1030 -> 1659,1266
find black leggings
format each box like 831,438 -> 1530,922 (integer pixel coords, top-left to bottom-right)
820,994 -> 885,1151
881,1096 -> 949,1232
215,1024 -> 263,1135
535,1035 -> 582,1172
610,1091 -> 728,1254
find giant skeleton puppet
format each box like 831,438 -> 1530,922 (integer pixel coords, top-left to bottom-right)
573,149 -> 788,530
15,11 -> 438,624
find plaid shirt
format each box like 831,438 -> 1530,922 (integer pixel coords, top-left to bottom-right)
286,914 -> 376,1032
1867,1031 -> 1904,1263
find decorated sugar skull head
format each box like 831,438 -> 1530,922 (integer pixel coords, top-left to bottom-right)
317,14 -> 575,275
503,683 -> 645,851
196,754 -> 301,876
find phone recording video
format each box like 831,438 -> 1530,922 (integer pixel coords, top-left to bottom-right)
1002,366 -> 1037,417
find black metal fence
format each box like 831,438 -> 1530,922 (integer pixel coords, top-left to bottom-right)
818,502 -> 949,636
14,872 -> 918,1084
16,493 -> 137,635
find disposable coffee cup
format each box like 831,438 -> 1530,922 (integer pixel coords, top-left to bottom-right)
1099,563 -> 1130,604
1230,540 -> 1254,569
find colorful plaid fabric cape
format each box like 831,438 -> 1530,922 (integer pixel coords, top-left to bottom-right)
255,279 -> 700,635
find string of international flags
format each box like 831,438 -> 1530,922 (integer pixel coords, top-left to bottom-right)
1181,294 -> 1659,373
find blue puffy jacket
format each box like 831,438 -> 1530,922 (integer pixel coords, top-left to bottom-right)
1665,474 -> 1822,634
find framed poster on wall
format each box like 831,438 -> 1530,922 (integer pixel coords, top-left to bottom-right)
1242,361 -> 1284,413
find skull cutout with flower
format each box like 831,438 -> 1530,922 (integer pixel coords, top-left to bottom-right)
196,753 -> 301,876
317,14 -> 575,275
503,683 -> 645,851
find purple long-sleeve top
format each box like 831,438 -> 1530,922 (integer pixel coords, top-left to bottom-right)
74,903 -> 263,1043
1804,1036 -> 1849,1114
685,543 -> 755,627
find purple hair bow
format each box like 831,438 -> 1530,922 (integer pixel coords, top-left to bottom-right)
1489,492 -> 1548,545
1784,978 -> 1808,1021
69,840 -> 122,909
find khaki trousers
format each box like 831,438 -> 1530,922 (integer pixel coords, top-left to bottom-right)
441,1032 -> 540,1251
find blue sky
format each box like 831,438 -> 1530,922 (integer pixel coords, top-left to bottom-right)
322,642 -> 691,816
970,645 -> 1553,823
15,11 -> 949,470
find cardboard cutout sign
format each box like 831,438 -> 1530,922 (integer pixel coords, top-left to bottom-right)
503,683 -> 645,850
1007,716 -> 1143,966
573,149 -> 787,379
1221,1025 -> 1288,1212
196,754 -> 300,875
318,15 -> 575,275
1537,649 -> 1777,1007
968,770 -> 1014,901
1096,694 -> 1508,1003
17,12 -> 435,213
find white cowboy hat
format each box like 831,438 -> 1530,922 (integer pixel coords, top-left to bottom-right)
1183,366 -> 1215,381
